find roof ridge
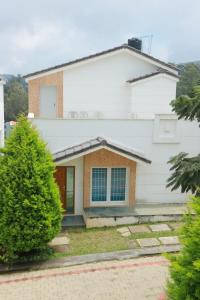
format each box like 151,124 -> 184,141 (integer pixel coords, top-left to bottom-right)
53,136 -> 151,164
127,69 -> 179,84
24,44 -> 178,79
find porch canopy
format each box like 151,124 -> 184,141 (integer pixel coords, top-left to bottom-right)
53,136 -> 151,164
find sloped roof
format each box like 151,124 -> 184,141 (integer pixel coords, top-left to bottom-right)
53,136 -> 151,164
127,69 -> 179,84
24,44 -> 178,79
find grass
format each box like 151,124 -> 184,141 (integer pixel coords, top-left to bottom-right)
53,221 -> 183,259
54,227 -> 128,258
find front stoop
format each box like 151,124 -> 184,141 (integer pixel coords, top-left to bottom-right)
62,215 -> 85,228
83,204 -> 187,228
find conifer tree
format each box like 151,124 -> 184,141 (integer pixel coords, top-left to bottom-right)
0,115 -> 62,261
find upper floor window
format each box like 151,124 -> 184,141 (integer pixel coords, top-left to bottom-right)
39,85 -> 57,118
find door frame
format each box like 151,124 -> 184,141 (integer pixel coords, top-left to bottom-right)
55,166 -> 76,214
66,166 -> 75,215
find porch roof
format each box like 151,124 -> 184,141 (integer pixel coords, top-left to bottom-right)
53,136 -> 151,164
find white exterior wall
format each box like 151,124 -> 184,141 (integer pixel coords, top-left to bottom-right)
63,51 -> 157,118
31,118 -> 200,205
130,75 -> 177,115
0,81 -> 4,147
57,157 -> 84,215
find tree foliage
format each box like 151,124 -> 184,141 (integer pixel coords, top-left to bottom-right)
167,197 -> 200,299
167,83 -> 200,299
0,116 -> 62,262
176,63 -> 200,97
167,85 -> 200,195
4,75 -> 28,122
167,152 -> 200,195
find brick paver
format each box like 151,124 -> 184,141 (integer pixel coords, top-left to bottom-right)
0,256 -> 169,300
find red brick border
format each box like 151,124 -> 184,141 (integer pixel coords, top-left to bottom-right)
0,259 -> 168,286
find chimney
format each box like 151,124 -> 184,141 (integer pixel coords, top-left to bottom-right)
128,38 -> 142,51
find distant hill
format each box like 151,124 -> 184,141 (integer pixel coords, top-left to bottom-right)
3,74 -> 27,89
176,61 -> 200,97
3,75 -> 28,122
180,60 -> 200,68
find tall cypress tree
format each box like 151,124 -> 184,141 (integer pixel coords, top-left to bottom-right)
0,115 -> 62,261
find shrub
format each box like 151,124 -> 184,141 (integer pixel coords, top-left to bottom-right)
167,196 -> 200,299
0,115 -> 62,262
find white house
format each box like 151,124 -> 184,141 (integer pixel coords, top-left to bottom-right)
0,76 -> 5,147
24,38 -> 200,227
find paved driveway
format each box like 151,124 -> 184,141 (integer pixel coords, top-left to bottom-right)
0,255 -> 168,300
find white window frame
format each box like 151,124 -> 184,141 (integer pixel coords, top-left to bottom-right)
90,167 -> 129,206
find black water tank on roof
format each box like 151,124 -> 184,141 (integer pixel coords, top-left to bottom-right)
128,38 -> 142,51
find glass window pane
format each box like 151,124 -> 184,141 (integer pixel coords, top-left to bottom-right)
111,168 -> 126,201
66,167 -> 74,213
92,168 -> 107,201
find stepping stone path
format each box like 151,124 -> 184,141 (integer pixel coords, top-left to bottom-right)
159,236 -> 179,245
169,222 -> 183,230
49,236 -> 70,253
129,225 -> 150,234
117,227 -> 131,237
137,238 -> 160,248
149,224 -> 171,232
128,240 -> 138,249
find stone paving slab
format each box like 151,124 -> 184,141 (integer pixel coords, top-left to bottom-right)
137,238 -> 160,248
159,236 -> 179,245
121,231 -> 131,237
149,224 -> 171,232
128,240 -> 138,249
129,225 -> 151,234
117,227 -> 130,234
49,236 -> 70,253
169,222 -> 184,230
49,236 -> 70,246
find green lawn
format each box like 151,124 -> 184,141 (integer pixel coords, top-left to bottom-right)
53,222 -> 182,258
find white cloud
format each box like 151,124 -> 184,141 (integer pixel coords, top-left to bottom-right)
12,21 -> 61,51
0,0 -> 199,74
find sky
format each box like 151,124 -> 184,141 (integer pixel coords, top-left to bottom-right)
0,0 -> 199,75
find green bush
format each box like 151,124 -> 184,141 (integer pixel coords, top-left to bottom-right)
0,115 -> 62,262
167,197 -> 200,299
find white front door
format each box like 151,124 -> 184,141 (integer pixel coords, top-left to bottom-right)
40,86 -> 56,118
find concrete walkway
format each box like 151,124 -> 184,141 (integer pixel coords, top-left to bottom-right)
0,244 -> 180,274
0,256 -> 168,300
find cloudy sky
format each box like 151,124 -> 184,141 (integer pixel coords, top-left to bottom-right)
0,0 -> 199,75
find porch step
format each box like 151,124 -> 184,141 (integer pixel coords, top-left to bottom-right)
62,215 -> 85,228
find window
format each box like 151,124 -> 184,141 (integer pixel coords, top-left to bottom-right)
91,167 -> 128,204
111,168 -> 126,201
92,168 -> 107,201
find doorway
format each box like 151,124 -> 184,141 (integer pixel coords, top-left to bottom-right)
55,166 -> 75,214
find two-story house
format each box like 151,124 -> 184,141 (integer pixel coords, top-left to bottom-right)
0,76 -> 5,147
24,38 -> 200,227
